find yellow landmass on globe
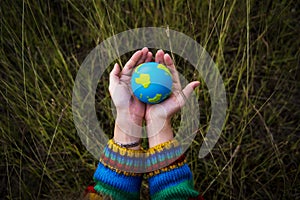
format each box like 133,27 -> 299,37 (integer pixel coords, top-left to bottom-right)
157,64 -> 172,76
135,74 -> 151,88
148,93 -> 162,103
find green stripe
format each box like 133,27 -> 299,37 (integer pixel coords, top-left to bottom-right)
94,180 -> 140,200
151,179 -> 199,200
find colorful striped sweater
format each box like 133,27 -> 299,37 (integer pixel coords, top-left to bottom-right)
84,139 -> 203,200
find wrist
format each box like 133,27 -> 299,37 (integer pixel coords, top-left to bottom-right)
146,118 -> 174,148
114,108 -> 144,150
116,108 -> 144,126
113,124 -> 141,150
115,110 -> 143,132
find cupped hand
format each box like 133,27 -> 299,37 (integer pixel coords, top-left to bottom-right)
145,50 -> 200,146
109,47 -> 152,131
145,49 -> 200,123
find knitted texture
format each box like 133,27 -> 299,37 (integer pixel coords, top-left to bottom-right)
83,184 -> 103,200
146,139 -> 183,171
100,139 -> 145,174
148,164 -> 199,200
146,154 -> 187,178
100,139 -> 183,173
93,162 -> 142,200
87,139 -> 203,200
147,140 -> 201,200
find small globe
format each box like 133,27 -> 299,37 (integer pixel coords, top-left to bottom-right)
131,62 -> 173,104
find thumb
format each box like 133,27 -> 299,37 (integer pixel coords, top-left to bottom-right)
179,81 -> 200,107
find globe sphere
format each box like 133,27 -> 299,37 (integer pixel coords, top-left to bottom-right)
131,62 -> 173,104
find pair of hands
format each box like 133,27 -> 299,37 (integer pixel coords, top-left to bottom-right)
109,47 -> 200,148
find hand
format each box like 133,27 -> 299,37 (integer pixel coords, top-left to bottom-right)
145,50 -> 200,147
109,47 -> 152,147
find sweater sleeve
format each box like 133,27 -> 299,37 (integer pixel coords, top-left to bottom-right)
84,139 -> 144,200
147,140 -> 204,200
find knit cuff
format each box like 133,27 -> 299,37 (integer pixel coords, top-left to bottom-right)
148,164 -> 199,199
146,140 -> 200,200
146,139 -> 183,171
146,154 -> 187,178
100,139 -> 145,175
93,162 -> 142,200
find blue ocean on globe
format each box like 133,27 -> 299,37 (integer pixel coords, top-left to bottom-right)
131,62 -> 173,104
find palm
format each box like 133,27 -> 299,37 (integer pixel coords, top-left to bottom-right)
145,93 -> 179,121
145,50 -> 199,122
109,48 -> 152,125
113,74 -> 145,121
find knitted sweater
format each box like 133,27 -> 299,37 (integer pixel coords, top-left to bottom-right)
84,139 -> 203,200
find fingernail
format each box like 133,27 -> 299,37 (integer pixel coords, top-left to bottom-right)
193,81 -> 200,89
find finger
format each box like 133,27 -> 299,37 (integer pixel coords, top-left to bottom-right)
122,50 -> 142,76
164,53 -> 182,91
136,47 -> 149,66
155,49 -> 164,64
181,81 -> 200,105
109,63 -> 121,91
145,51 -> 153,62
110,63 -> 120,81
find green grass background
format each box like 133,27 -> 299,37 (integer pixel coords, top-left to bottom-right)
1,0 -> 299,199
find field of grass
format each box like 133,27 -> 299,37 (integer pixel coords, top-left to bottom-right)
1,0 -> 299,199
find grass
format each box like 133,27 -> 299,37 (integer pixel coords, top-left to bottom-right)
1,0 -> 299,199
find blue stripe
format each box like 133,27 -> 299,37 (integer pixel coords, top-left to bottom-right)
147,146 -> 182,166
93,162 -> 142,193
102,147 -> 145,167
148,164 -> 193,195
